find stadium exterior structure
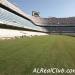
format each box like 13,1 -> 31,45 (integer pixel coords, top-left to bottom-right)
0,0 -> 75,33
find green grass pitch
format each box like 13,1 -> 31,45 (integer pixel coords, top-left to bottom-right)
0,35 -> 75,75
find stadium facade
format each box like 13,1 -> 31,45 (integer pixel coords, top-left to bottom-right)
0,0 -> 75,33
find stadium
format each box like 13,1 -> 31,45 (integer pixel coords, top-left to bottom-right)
0,0 -> 75,75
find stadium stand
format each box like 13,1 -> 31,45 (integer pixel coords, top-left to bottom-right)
0,0 -> 75,36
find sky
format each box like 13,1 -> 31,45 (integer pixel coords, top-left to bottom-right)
9,0 -> 75,18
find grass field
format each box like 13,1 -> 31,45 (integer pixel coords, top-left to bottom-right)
0,35 -> 75,75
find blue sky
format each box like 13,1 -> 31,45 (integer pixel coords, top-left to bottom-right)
9,0 -> 75,18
